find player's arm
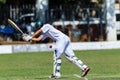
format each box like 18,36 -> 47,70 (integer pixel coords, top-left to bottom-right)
22,29 -> 43,42
32,36 -> 42,42
32,29 -> 42,38
22,34 -> 42,42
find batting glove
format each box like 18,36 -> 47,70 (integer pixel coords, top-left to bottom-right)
22,34 -> 32,42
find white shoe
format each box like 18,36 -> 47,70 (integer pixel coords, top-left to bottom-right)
81,67 -> 90,77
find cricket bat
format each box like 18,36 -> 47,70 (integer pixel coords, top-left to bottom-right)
8,19 -> 24,34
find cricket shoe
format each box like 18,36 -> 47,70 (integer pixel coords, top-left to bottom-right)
49,74 -> 61,79
81,67 -> 90,77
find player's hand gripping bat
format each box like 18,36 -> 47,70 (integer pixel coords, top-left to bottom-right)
8,19 -> 32,42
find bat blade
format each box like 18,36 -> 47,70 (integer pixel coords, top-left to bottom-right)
8,19 -> 24,34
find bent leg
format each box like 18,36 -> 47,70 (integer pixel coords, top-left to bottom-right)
65,55 -> 87,70
65,43 -> 87,70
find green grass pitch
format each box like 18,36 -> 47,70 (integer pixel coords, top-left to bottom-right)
0,49 -> 120,80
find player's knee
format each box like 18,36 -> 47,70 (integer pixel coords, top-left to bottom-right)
56,58 -> 61,63
54,58 -> 62,64
65,55 -> 75,62
65,55 -> 82,64
54,58 -> 62,67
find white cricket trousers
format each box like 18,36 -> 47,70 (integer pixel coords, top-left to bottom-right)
53,35 -> 87,77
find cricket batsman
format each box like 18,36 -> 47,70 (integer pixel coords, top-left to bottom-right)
22,24 -> 90,78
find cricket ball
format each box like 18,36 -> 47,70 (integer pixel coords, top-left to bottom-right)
49,45 -> 52,48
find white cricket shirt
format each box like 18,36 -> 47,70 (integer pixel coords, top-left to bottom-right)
40,24 -> 66,41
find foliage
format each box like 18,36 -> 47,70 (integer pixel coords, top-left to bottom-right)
0,0 -> 6,4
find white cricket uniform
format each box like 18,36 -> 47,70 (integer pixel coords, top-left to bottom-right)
40,24 -> 87,77
40,24 -> 75,59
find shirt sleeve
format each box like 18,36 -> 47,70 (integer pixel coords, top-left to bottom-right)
41,24 -> 50,33
40,33 -> 47,40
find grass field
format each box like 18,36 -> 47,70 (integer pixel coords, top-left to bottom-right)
0,49 -> 120,80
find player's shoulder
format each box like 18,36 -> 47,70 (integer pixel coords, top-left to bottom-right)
43,24 -> 52,27
42,24 -> 54,30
